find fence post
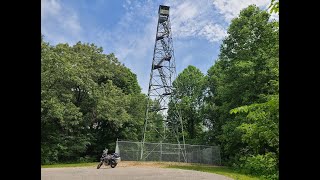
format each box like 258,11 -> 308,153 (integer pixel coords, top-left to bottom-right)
115,138 -> 120,155
199,145 -> 201,164
137,142 -> 140,161
218,146 -> 221,165
211,147 -> 213,165
160,141 -> 162,162
178,144 -> 180,162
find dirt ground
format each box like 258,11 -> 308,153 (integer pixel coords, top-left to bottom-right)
41,161 -> 233,180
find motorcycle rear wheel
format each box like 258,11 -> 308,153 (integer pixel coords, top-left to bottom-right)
110,162 -> 117,168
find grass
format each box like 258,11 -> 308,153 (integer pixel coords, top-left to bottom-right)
166,165 -> 262,180
41,162 -> 98,168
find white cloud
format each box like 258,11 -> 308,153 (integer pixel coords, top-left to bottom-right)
41,0 -> 82,45
110,1 -> 158,62
41,0 -> 61,18
212,0 -> 270,21
269,12 -> 279,21
172,1 -> 198,21
93,0 -> 159,94
163,0 -> 227,43
199,23 -> 228,43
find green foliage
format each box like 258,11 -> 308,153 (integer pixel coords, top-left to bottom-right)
230,95 -> 279,154
227,96 -> 279,179
41,38 -> 147,164
168,65 -> 206,143
205,3 -> 278,151
200,5 -> 279,178
143,100 -> 166,142
237,153 -> 278,179
269,0 -> 279,14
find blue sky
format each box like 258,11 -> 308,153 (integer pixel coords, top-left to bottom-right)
41,0 -> 277,94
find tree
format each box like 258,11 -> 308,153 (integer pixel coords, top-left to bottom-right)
41,38 -> 148,163
205,4 -> 279,168
168,65 -> 205,143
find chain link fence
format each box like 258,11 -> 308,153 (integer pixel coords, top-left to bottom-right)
116,140 -> 221,165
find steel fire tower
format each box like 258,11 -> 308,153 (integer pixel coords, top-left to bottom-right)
140,5 -> 186,161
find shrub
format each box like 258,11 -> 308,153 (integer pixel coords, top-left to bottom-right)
238,153 -> 278,179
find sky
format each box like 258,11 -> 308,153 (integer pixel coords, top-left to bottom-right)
41,0 -> 278,94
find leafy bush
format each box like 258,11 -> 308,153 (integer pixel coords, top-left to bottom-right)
78,156 -> 96,163
238,153 -> 278,179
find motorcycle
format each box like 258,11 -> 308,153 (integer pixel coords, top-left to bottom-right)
97,148 -> 121,169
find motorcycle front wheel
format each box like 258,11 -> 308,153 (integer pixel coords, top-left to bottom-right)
97,161 -> 103,169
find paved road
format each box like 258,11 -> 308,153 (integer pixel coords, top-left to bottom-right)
41,166 -> 233,180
